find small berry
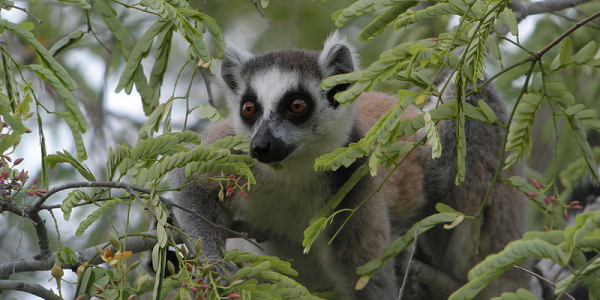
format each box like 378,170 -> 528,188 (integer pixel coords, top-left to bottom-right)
564,211 -> 569,219
528,192 -> 537,198
196,278 -> 203,283
549,196 -> 556,202
25,128 -> 32,133
182,282 -> 188,288
228,294 -> 242,299
199,284 -> 210,290
186,262 -> 193,272
190,286 -> 198,294
544,197 -> 550,205
531,178 -> 540,190
569,201 -> 580,206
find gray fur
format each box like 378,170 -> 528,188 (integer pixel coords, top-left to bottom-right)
171,34 -> 529,300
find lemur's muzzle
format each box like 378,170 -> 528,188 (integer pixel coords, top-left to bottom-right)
250,124 -> 294,164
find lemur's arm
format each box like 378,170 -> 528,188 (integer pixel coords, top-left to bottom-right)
170,120 -> 236,270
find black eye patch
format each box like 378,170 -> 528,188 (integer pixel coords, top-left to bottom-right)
239,87 -> 261,125
326,84 -> 351,108
277,88 -> 314,125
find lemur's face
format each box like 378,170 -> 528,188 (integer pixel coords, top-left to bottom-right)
221,34 -> 356,166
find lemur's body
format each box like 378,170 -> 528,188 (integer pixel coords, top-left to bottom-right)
171,34 -> 529,299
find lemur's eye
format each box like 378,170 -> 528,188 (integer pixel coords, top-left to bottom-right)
242,101 -> 257,117
290,99 -> 307,114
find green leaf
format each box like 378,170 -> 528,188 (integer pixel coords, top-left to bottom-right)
18,22 -> 34,31
76,198 -> 120,236
56,0 -> 91,9
358,2 -> 419,42
92,0 -> 153,113
573,41 -> 597,63
357,213 -> 462,277
314,140 -> 369,172
450,240 -> 567,300
302,217 -> 328,254
423,111 -> 441,159
116,19 -> 171,94
559,37 -> 572,65
555,257 -> 600,296
61,190 -> 88,221
58,112 -> 87,161
148,29 -> 173,107
395,2 -> 463,29
49,30 -> 85,57
0,20 -> 77,91
46,150 -> 96,181
197,105 -> 223,123
489,289 -> 538,300
563,109 -> 600,182
29,64 -> 89,132
504,93 -> 543,170
507,176 -> 554,211
500,8 -> 518,37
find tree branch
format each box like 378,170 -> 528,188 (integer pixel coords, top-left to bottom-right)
0,231 -> 169,279
0,280 -> 62,300
510,0 -> 594,22
26,209 -> 53,260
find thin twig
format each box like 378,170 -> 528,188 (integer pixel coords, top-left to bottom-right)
199,67 -> 217,109
248,0 -> 266,17
126,186 -> 158,220
398,229 -> 418,300
535,10 -> 600,58
1,3 -> 43,24
513,265 -> 576,300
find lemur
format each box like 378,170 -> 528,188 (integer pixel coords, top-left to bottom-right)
170,33 -> 530,299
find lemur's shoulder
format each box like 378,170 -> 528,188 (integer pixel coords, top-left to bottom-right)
356,92 -> 426,222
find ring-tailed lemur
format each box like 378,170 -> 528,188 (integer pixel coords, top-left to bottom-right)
170,33 -> 530,299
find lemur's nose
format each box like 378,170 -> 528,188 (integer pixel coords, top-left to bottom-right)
251,140 -> 271,160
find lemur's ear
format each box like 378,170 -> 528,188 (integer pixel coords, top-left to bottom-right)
319,32 -> 358,78
221,45 -> 253,93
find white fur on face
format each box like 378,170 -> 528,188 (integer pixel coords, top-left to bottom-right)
229,66 -> 357,172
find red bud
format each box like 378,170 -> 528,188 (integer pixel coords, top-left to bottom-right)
13,158 -> 23,166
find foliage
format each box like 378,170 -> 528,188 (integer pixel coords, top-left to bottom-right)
0,0 -> 600,299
